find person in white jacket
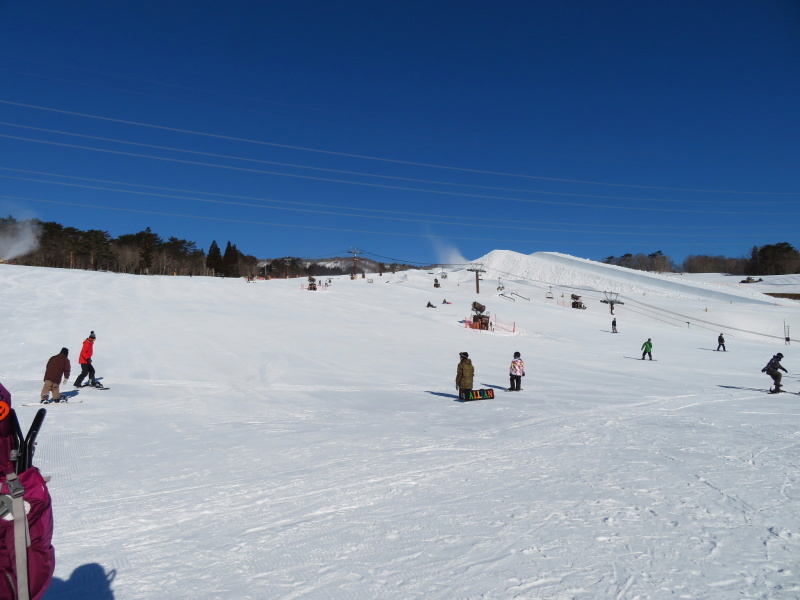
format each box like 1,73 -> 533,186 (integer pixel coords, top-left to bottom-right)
508,352 -> 525,391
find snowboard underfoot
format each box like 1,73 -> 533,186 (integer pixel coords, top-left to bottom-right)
22,400 -> 84,407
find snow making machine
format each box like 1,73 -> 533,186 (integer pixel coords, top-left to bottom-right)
570,294 -> 587,310
471,301 -> 491,330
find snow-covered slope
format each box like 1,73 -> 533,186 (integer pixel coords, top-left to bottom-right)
1,256 -> 799,599
477,250 -> 781,305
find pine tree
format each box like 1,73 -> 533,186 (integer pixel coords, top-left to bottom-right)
222,241 -> 240,277
206,240 -> 223,275
137,227 -> 160,274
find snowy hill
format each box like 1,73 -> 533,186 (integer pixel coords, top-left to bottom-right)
1,254 -> 799,599
477,250 -> 784,304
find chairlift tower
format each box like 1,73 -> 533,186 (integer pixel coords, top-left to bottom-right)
348,247 -> 363,280
601,291 -> 624,314
468,263 -> 485,294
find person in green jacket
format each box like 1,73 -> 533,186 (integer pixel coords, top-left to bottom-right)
456,352 -> 474,397
641,338 -> 653,360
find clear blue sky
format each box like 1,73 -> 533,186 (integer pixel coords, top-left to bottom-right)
1,1 -> 798,266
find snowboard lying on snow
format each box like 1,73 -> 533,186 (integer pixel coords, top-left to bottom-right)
22,400 -> 84,407
459,389 -> 495,401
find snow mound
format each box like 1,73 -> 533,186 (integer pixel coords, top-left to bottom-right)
475,250 -> 776,305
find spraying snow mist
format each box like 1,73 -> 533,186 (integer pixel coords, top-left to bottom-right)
0,221 -> 39,260
430,238 -> 468,266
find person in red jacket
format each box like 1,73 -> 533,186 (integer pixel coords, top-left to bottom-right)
73,331 -> 98,388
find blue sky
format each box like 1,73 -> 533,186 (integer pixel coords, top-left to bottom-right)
1,1 -> 798,266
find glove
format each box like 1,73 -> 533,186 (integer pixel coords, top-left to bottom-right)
86,358 -> 92,364
522,373 -> 526,377
761,368 -> 766,373
63,377 -> 69,384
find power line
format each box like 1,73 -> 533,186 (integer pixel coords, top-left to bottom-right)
0,172 -> 782,237
3,133 -> 797,217
3,194 -> 711,245
2,99 -> 798,196
1,166 -> 777,231
0,121 -> 793,206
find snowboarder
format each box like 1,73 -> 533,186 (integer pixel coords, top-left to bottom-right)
456,352 -> 474,397
73,331 -> 99,388
612,318 -> 617,333
426,301 -> 436,308
508,351 -> 525,391
716,334 -> 726,352
42,347 -> 70,403
641,338 -> 653,360
762,353 -> 787,393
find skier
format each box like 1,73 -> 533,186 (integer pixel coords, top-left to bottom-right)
762,353 -> 787,393
456,352 -> 474,398
74,331 -> 100,388
641,338 -> 653,360
612,318 -> 617,333
508,351 -> 525,391
42,347 -> 70,403
716,334 -> 726,352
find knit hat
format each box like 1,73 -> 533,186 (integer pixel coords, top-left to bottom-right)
513,352 -> 520,358
89,331 -> 96,339
459,352 -> 469,359
60,347 -> 68,356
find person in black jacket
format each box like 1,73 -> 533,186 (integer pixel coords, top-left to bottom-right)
716,334 -> 726,351
762,353 -> 787,393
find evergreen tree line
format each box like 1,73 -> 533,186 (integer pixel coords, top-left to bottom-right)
604,243 -> 800,276
1,217 -> 257,276
3,217 -> 797,277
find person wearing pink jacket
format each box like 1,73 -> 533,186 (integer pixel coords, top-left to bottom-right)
508,352 -> 525,391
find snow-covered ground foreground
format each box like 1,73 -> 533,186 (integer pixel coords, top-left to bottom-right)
2,250 -> 800,600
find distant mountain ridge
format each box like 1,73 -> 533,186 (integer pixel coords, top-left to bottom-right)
260,256 -> 438,274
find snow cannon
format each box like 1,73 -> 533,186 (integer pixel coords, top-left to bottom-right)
471,301 -> 490,330
570,294 -> 586,310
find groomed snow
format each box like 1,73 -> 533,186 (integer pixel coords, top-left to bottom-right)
2,250 -> 799,599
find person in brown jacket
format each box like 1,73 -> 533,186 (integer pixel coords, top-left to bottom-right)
42,347 -> 71,403
456,352 -> 474,398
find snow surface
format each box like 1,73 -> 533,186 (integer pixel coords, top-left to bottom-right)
1,250 -> 800,599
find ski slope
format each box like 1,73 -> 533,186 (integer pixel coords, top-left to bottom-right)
479,251 -> 788,304
1,250 -> 799,600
